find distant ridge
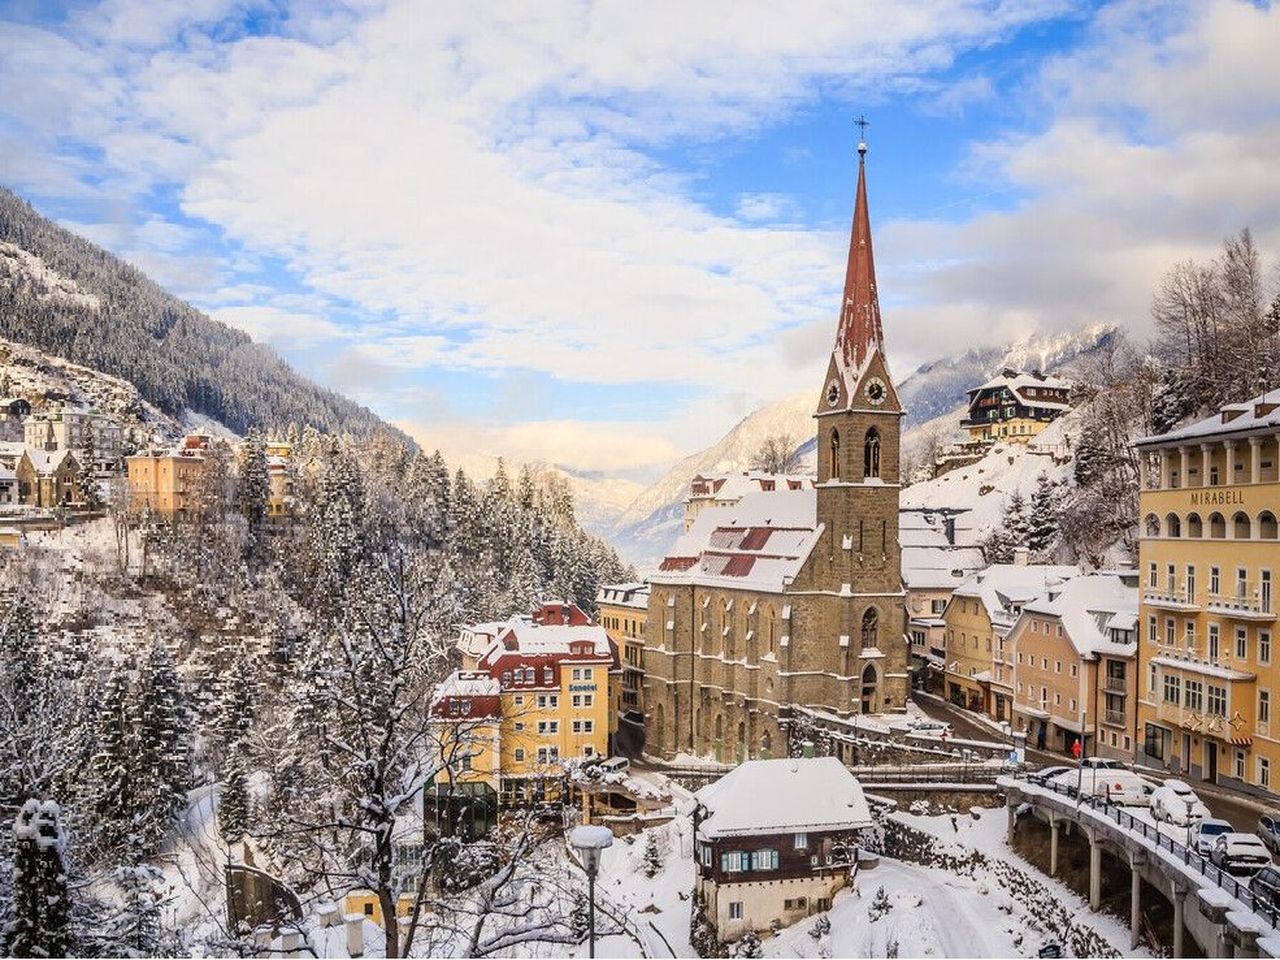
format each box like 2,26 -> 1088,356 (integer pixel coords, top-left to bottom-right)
0,186 -> 404,442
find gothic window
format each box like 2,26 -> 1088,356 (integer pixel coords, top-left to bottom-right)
830,429 -> 841,480
861,608 -> 878,648
863,428 -> 881,479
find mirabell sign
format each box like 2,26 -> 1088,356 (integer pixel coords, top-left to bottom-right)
1189,489 -> 1246,506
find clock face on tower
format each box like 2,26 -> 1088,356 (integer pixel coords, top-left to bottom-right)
865,377 -> 887,406
826,378 -> 841,408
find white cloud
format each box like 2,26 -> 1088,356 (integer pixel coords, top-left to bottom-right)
4,0 -> 1279,469
399,417 -> 684,476
214,304 -> 349,349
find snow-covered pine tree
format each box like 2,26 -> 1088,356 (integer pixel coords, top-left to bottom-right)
77,430 -> 102,510
1027,474 -> 1065,556
134,642 -> 190,858
91,664 -> 135,858
641,829 -> 664,879
218,751 -> 250,846
105,862 -> 173,957
237,428 -> 270,551
7,799 -> 71,958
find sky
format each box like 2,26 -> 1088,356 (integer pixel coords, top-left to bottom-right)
1,0 -> 1279,482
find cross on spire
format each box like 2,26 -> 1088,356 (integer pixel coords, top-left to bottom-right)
855,114 -> 869,155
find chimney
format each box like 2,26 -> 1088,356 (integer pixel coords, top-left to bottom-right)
944,515 -> 956,545
1013,546 -> 1030,567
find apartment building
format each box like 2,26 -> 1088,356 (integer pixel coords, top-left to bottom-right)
437,603 -> 621,805
1007,573 -> 1139,759
943,560 -> 1079,720
1135,389 -> 1280,796
598,581 -> 648,716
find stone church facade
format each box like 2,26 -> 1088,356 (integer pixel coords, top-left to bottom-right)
644,139 -> 910,761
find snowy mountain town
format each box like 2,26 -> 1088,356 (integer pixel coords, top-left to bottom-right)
2,2 -> 1280,958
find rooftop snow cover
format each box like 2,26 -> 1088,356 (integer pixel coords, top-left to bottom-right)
22,448 -> 74,474
953,563 -> 1081,624
1136,387 -> 1280,447
971,370 -> 1071,397
434,671 -> 501,698
477,621 -> 614,663
695,757 -> 872,838
1019,573 -> 1139,659
653,489 -> 822,591
901,544 -> 986,590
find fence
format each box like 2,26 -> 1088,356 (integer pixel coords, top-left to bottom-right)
1027,776 -> 1280,929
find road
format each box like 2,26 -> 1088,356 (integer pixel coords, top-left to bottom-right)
912,692 -> 1278,837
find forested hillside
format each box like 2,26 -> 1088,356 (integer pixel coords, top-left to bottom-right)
0,187 -> 395,440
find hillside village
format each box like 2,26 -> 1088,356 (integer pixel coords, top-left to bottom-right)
2,3 -> 1280,958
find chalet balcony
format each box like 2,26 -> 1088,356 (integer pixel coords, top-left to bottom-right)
1206,590 -> 1276,621
1104,676 -> 1128,694
1142,587 -> 1200,612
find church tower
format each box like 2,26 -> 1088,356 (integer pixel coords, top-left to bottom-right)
810,131 -> 908,713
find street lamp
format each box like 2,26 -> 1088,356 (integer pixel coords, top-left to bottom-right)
570,825 -> 614,958
1185,795 -> 1197,851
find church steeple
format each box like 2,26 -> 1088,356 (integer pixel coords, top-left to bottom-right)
834,130 -> 885,378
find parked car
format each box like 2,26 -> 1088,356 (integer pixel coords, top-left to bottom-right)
1029,765 -> 1074,785
1258,814 -> 1280,854
1210,833 -> 1273,875
1191,818 -> 1234,857
1078,757 -> 1124,771
904,719 -> 953,739
1150,780 -> 1211,825
1251,865 -> 1280,912
1050,768 -> 1151,805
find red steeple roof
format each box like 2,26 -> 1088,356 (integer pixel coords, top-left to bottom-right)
834,141 -> 885,375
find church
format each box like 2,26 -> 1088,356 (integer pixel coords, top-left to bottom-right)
643,136 -> 909,761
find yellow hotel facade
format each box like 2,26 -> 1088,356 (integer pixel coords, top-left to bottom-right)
1135,390 -> 1280,798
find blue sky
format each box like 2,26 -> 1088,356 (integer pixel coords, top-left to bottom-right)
1,1 -> 1278,479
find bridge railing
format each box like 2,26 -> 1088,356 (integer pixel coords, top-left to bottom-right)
1024,777 -> 1280,929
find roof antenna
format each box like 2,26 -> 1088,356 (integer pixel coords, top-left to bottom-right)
855,114 -> 870,157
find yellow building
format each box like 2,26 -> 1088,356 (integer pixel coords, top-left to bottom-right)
943,561 -> 1079,719
437,603 -> 621,806
1135,390 -> 1280,796
961,370 -> 1071,446
125,433 -> 212,518
597,582 -> 648,716
1007,573 -> 1139,759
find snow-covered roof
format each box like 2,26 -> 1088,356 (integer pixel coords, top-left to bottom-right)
952,563 -> 1081,624
1136,387 -> 1280,447
455,620 -> 512,659
695,757 -> 872,839
687,471 -> 812,503
901,544 -> 986,590
970,370 -> 1071,400
1018,574 -> 1139,659
22,448 -> 74,474
598,582 -> 650,608
482,622 -> 613,658
652,489 -> 821,592
434,671 -> 501,699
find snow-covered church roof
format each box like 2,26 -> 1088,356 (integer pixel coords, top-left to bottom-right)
651,488 -> 821,592
695,757 -> 872,839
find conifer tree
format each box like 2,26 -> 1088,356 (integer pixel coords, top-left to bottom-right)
237,428 -> 270,550
7,800 -> 71,958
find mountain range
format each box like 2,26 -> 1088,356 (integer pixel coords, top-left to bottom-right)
604,324 -> 1117,569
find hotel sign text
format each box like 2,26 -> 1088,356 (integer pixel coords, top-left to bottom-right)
1189,489 -> 1246,507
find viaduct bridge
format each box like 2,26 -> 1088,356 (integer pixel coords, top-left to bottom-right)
1002,775 -> 1280,958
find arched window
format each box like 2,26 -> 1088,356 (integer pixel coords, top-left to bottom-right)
1260,512 -> 1278,540
1187,513 -> 1203,538
1165,513 -> 1181,538
830,429 -> 841,480
860,663 -> 879,714
1210,512 -> 1227,539
861,608 -> 879,649
1145,514 -> 1161,538
1234,511 -> 1252,539
863,428 -> 881,479
760,728 -> 773,759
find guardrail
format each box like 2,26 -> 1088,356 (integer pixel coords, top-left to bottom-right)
1023,775 -> 1280,929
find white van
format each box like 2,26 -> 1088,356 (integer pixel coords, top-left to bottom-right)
1050,768 -> 1153,806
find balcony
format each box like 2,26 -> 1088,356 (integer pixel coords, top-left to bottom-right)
1104,676 -> 1128,694
1103,708 -> 1126,727
1206,590 -> 1276,621
1142,588 -> 1199,612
